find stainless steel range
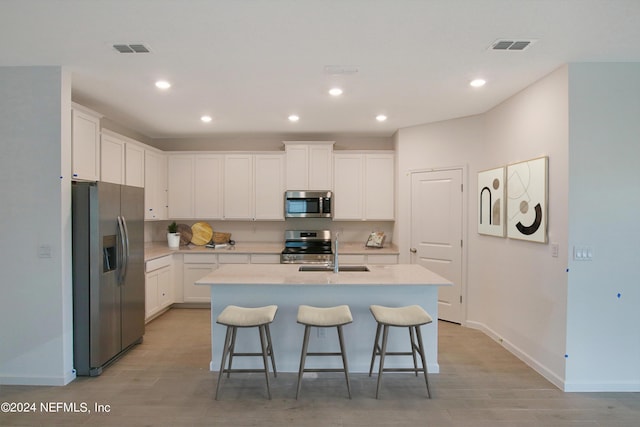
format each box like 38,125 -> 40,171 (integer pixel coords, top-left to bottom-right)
280,230 -> 333,264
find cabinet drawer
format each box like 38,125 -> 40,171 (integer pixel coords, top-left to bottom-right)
367,254 -> 398,264
340,254 -> 366,264
146,255 -> 172,272
250,254 -> 281,264
218,253 -> 250,264
183,253 -> 217,264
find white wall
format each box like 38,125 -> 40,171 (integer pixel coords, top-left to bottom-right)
477,66 -> 570,388
395,66 -> 570,389
0,67 -> 74,385
565,63 -> 640,391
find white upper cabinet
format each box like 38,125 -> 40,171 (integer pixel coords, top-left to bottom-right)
100,133 -> 125,184
223,154 -> 253,220
125,143 -> 145,188
333,152 -> 395,220
194,155 -> 224,219
71,105 -> 101,181
254,154 -> 285,220
145,149 -> 167,220
364,153 -> 395,220
220,153 -> 285,221
284,141 -> 334,190
167,155 -> 195,219
333,153 -> 364,219
100,130 -> 145,188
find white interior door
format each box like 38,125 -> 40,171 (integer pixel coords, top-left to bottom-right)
411,169 -> 463,323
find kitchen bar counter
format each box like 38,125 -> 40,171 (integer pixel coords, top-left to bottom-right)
196,264 -> 450,374
144,241 -> 400,262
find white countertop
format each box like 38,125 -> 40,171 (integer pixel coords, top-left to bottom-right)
144,241 -> 400,262
195,263 -> 451,287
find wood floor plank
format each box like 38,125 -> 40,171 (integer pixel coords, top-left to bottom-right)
0,308 -> 638,427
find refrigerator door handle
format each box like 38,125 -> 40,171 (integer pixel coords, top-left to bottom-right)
121,216 -> 130,283
116,216 -> 126,284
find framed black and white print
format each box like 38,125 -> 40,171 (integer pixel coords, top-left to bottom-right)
478,166 -> 506,237
506,156 -> 548,243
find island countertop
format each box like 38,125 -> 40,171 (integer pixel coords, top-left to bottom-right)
196,263 -> 452,287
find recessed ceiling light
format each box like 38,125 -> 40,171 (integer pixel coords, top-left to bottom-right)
288,115 -> 300,122
155,80 -> 171,90
376,114 -> 387,122
329,88 -> 343,96
201,115 -> 212,123
470,79 -> 486,88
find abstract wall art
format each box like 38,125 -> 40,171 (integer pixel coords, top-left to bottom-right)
506,156 -> 548,243
478,166 -> 506,237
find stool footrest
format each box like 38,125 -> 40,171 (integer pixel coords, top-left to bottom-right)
302,368 -> 350,373
306,352 -> 344,357
222,368 -> 274,374
381,367 -> 425,373
226,352 -> 271,357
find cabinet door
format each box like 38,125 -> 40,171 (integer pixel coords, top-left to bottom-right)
308,144 -> 333,190
125,143 -> 145,188
223,154 -> 253,219
194,155 -> 224,219
100,133 -> 125,184
333,154 -> 363,219
364,154 -> 395,220
145,271 -> 159,319
71,108 -> 100,181
254,154 -> 284,220
183,264 -> 215,303
285,145 -> 308,190
157,267 -> 172,308
167,155 -> 194,219
144,150 -> 167,220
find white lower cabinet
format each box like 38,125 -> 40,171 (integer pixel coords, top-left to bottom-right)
182,254 -> 217,303
145,255 -> 174,321
339,254 -> 398,265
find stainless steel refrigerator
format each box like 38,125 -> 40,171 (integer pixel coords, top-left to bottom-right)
72,181 -> 145,376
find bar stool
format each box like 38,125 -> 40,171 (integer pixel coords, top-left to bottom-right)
296,304 -> 353,399
368,304 -> 433,399
215,305 -> 278,400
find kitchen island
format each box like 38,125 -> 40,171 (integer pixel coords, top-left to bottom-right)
196,264 -> 451,374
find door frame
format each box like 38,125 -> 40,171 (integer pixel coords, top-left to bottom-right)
408,165 -> 468,325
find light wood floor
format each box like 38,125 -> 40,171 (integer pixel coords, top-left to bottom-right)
1,308 -> 638,426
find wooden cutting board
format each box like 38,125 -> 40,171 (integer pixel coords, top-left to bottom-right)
190,222 -> 213,245
177,223 -> 193,246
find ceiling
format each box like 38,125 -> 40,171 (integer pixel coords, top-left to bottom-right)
2,0 -> 640,139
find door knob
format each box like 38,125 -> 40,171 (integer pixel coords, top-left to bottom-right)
410,248 -> 417,253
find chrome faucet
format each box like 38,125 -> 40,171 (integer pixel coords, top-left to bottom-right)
333,232 -> 339,273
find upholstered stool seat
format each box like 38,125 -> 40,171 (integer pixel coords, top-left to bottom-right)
369,304 -> 433,399
215,305 -> 278,400
296,305 -> 353,399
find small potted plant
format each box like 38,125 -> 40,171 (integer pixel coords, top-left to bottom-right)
167,221 -> 180,249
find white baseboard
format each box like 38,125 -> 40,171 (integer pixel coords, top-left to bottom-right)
1,370 -> 75,386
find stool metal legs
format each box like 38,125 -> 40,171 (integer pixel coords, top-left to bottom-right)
369,323 -> 431,399
215,324 -> 277,400
296,325 -> 352,399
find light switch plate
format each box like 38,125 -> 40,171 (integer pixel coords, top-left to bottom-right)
573,246 -> 593,261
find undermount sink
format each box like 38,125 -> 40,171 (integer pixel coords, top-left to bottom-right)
298,265 -> 370,272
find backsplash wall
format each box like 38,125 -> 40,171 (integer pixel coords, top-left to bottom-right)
145,219 -> 394,246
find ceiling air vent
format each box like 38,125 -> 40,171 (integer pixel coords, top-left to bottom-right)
490,39 -> 535,51
113,43 -> 151,53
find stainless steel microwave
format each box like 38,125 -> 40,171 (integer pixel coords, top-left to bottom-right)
284,190 -> 333,218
